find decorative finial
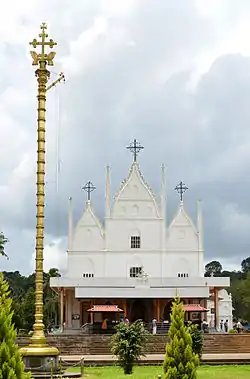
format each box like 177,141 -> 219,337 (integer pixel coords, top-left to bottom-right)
174,181 -> 188,201
29,22 -> 57,66
126,139 -> 144,162
82,181 -> 96,201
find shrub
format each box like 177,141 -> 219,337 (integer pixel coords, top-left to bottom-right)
229,329 -> 237,333
0,272 -> 31,379
111,320 -> 148,375
188,323 -> 203,358
163,297 -> 199,379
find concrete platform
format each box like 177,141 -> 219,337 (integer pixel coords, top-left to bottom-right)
60,353 -> 250,366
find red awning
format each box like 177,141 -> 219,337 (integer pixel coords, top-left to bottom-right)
87,305 -> 123,313
183,304 -> 209,312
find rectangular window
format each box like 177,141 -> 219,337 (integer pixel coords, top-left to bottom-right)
131,236 -> 141,248
130,266 -> 142,278
82,273 -> 94,278
178,273 -> 188,278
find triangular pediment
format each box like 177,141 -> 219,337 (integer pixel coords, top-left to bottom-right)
72,201 -> 104,251
169,202 -> 197,231
111,162 -> 160,217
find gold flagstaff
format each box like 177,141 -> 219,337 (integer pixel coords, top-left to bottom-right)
20,23 -> 64,371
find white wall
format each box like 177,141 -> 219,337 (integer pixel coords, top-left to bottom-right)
67,252 -> 105,277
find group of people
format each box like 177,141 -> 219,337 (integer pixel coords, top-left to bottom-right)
220,319 -> 229,333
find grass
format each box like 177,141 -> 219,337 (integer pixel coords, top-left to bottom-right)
68,364 -> 250,378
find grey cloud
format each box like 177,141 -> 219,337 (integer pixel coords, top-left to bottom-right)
1,1 -> 250,273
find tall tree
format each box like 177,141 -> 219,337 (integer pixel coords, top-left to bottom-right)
22,288 -> 35,331
163,297 -> 199,378
0,272 -> 31,379
0,232 -> 8,259
204,260 -> 222,277
241,257 -> 250,275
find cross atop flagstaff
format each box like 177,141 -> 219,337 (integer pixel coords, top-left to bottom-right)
29,22 -> 57,66
174,181 -> 188,201
126,139 -> 144,162
82,181 -> 96,201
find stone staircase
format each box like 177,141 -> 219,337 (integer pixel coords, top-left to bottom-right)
17,334 -> 250,356
202,334 -> 250,354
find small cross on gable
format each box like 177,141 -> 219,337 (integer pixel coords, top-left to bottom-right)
82,181 -> 96,201
126,139 -> 144,162
174,181 -> 188,201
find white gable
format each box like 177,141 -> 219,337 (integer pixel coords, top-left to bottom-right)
111,162 -> 160,218
167,202 -> 198,251
72,201 -> 104,251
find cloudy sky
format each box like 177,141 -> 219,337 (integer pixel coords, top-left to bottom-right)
1,0 -> 250,275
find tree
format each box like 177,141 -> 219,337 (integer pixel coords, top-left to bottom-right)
0,232 -> 8,259
0,272 -> 31,379
22,288 -> 35,331
241,257 -> 250,275
163,297 -> 199,379
111,320 -> 148,375
44,268 -> 61,327
188,323 -> 203,358
204,260 -> 222,277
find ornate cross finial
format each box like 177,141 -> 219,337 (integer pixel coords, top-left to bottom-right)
29,22 -> 57,66
126,139 -> 144,162
82,181 -> 96,201
174,181 -> 188,201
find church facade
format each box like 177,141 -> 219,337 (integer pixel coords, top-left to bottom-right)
50,140 -> 231,330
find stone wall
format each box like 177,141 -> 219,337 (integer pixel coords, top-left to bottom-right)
17,334 -> 250,356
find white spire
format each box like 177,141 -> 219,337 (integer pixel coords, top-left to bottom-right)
197,200 -> 203,251
197,199 -> 204,276
105,165 -> 111,218
68,196 -> 73,250
160,164 -> 166,220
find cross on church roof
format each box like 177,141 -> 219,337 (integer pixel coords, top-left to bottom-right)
174,181 -> 188,201
126,139 -> 144,162
82,181 -> 96,201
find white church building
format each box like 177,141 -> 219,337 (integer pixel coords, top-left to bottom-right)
50,139 -> 232,331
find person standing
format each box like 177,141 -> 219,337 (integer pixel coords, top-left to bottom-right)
152,318 -> 157,335
224,320 -> 228,333
236,320 -> 242,333
220,320 -> 224,332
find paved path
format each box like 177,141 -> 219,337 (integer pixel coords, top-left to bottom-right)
60,353 -> 250,363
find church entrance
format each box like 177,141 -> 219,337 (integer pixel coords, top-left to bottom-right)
163,299 -> 174,321
129,299 -> 153,322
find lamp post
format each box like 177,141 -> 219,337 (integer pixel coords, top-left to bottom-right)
20,23 -> 65,376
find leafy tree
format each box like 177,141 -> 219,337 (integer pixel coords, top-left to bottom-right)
204,260 -> 222,277
111,320 -> 148,375
0,272 -> 31,379
163,297 -> 199,379
21,288 -> 35,331
44,268 -> 61,327
0,232 -> 8,259
241,257 -> 250,275
188,323 -> 203,358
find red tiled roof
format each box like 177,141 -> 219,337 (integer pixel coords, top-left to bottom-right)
183,304 -> 208,312
87,305 -> 123,313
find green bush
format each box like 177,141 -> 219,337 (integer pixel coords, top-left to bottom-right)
229,329 -> 237,333
188,323 -> 203,358
163,297 -> 199,379
0,272 -> 31,379
111,320 -> 148,375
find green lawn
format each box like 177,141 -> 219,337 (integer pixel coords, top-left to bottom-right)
68,365 -> 250,378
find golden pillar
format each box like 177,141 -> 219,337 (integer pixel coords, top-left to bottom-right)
20,23 -> 65,371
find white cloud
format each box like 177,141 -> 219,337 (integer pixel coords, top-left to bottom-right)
31,237 -> 67,273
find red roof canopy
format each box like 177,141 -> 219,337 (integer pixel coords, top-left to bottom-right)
87,305 -> 123,313
183,304 -> 208,312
